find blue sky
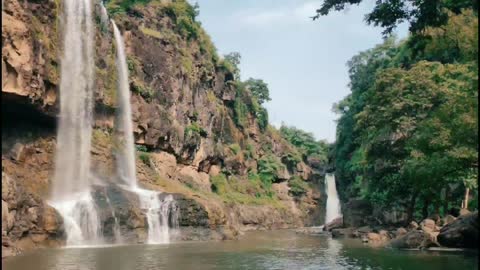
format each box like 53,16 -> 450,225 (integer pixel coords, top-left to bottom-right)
190,0 -> 408,142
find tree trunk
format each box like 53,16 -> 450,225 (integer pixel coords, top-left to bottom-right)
464,188 -> 470,209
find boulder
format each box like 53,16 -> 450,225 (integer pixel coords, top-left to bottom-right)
390,230 -> 439,249
395,227 -> 408,238
443,215 -> 456,225
408,221 -> 419,230
420,219 -> 436,231
331,228 -> 354,238
324,217 -> 343,231
459,208 -> 471,217
437,211 -> 478,249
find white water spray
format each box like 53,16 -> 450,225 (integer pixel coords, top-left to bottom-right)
325,173 -> 342,224
50,0 -> 101,246
112,20 -> 178,244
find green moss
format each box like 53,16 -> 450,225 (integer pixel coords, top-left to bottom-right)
138,152 -> 151,166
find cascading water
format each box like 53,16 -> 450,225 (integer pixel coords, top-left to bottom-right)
112,20 -> 178,244
49,0 -> 102,246
325,173 -> 342,224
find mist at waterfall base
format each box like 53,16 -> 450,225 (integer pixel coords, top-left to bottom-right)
47,1 -> 177,247
325,173 -> 342,224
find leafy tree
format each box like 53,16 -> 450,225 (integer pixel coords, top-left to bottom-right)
313,0 -> 477,34
223,52 -> 242,80
244,78 -> 271,105
279,125 -> 329,166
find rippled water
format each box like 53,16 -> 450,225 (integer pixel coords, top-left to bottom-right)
3,230 -> 478,270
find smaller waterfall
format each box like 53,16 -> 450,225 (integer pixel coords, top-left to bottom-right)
112,20 -> 179,244
104,187 -> 122,244
325,173 -> 342,224
134,189 -> 178,244
99,1 -> 109,30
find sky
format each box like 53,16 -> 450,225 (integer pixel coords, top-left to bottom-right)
189,0 -> 408,142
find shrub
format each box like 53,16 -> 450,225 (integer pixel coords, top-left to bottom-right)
185,122 -> 208,138
288,176 -> 309,197
229,144 -> 241,155
210,173 -> 228,194
139,152 -> 151,166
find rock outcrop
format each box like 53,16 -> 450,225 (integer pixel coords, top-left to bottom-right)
437,211 -> 478,249
1,0 -> 327,257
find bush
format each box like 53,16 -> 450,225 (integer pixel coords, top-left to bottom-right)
139,152 -> 151,166
210,173 -> 228,194
229,144 -> 241,155
288,176 -> 309,197
185,122 -> 208,138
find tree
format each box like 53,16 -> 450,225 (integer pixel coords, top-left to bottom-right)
313,0 -> 477,34
244,78 -> 271,105
223,52 -> 241,80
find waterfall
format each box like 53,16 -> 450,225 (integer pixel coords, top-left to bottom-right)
325,173 -> 342,224
99,1 -> 109,29
104,187 -> 122,244
49,0 -> 101,246
112,20 -> 178,244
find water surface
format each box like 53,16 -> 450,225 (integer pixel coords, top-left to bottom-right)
3,230 -> 478,270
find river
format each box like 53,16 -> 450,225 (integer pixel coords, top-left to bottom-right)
3,230 -> 477,270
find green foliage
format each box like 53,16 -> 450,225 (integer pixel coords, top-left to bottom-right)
135,145 -> 148,152
333,8 -> 478,217
185,122 -> 208,138
314,0 -> 477,35
279,125 -> 329,165
210,173 -> 228,194
229,144 -> 241,155
106,0 -> 151,14
244,78 -> 271,105
139,152 -> 151,166
131,80 -> 154,101
288,176 -> 309,197
257,154 -> 285,185
222,52 -> 241,80
161,0 -> 200,40
210,173 -> 280,206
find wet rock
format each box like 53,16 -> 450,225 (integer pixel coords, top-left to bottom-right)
324,217 -> 343,231
437,211 -> 478,249
331,228 -> 354,238
390,230 -> 439,249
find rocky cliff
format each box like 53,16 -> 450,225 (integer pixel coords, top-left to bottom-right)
2,0 -> 327,257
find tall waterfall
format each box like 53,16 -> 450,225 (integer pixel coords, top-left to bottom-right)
325,173 -> 342,224
112,20 -> 178,244
50,0 -> 101,246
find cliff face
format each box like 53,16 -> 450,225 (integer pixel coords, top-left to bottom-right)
1,0 -> 327,257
